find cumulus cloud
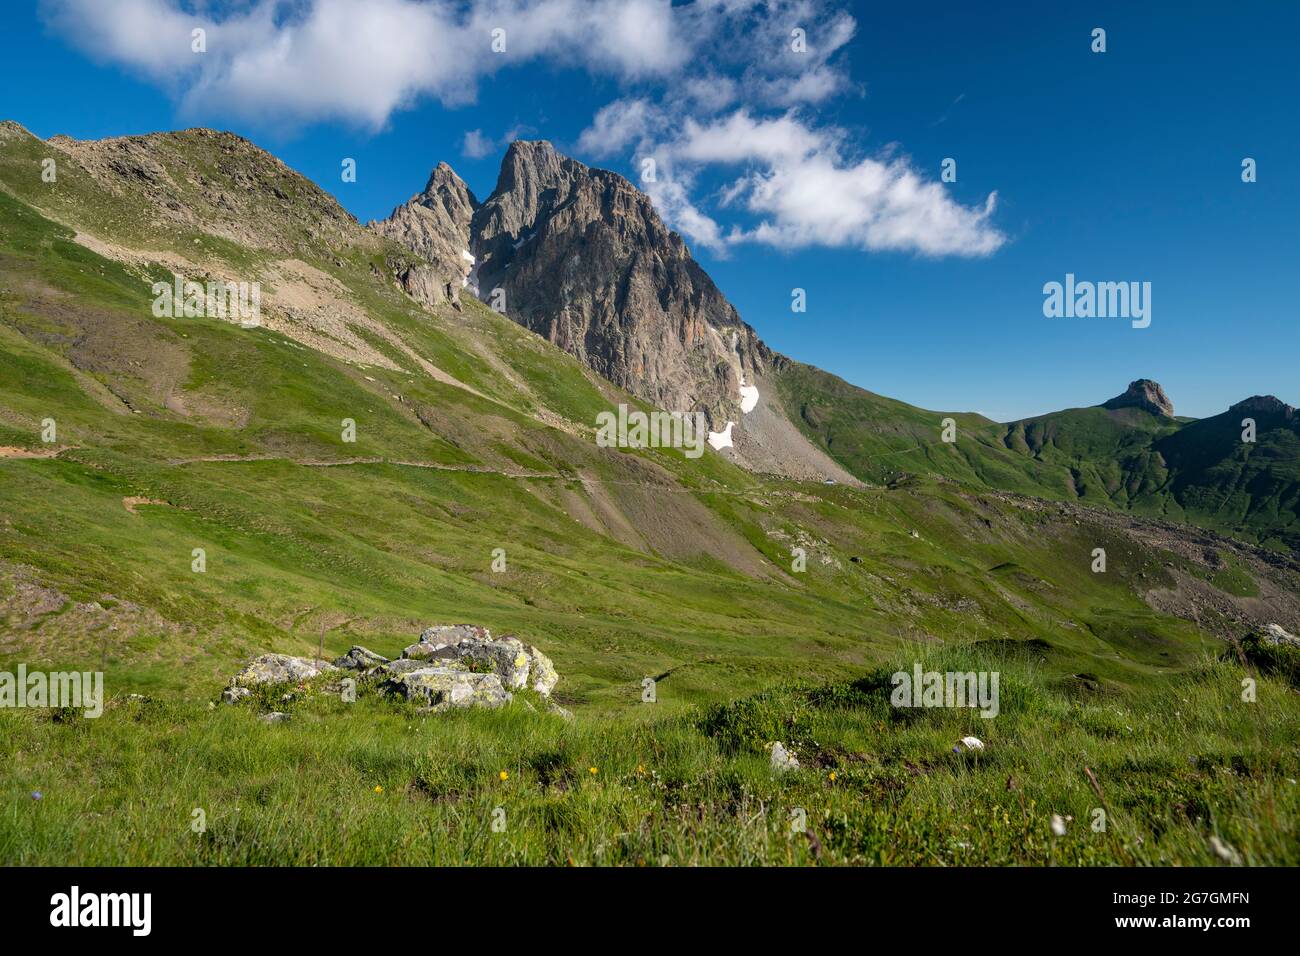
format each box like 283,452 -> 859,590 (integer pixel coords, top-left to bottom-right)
40,0 -> 690,130
581,104 -> 1006,258
41,0 -> 856,130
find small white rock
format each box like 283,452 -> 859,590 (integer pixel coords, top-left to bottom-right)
770,742 -> 800,773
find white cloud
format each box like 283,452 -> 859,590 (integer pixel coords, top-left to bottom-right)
583,106 -> 1006,258
462,129 -> 496,159
41,0 -> 855,130
40,0 -> 688,130
576,99 -> 661,158
463,122 -> 539,159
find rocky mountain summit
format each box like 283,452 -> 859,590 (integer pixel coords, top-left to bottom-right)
370,162 -> 478,308
467,141 -> 772,428
1101,379 -> 1176,417
374,140 -> 770,425
373,139 -> 854,483
1231,395 -> 1296,420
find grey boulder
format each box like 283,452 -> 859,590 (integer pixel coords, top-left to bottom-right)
333,645 -> 389,670
382,667 -> 512,712
230,654 -> 337,687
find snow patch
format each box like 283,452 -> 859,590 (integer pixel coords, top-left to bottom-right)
707,422 -> 736,450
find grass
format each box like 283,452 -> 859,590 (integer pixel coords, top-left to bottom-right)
2,645 -> 1295,866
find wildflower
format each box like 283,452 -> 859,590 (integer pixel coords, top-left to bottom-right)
31,791 -> 42,801
589,767 -> 598,776
373,785 -> 383,794
828,772 -> 837,781
499,770 -> 509,781
1050,814 -> 1067,837
636,764 -> 646,775
957,736 -> 984,751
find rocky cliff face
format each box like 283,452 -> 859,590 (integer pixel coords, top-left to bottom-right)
1101,379 -> 1175,418
467,140 -> 770,428
374,140 -> 854,483
370,162 -> 478,308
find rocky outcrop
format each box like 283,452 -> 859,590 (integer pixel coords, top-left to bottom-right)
1231,396 -> 1296,421
333,645 -> 389,670
370,163 -> 477,307
1101,379 -> 1175,418
219,627 -> 562,714
229,653 -> 338,687
381,667 -> 512,711
1259,622 -> 1299,647
401,626 -> 558,697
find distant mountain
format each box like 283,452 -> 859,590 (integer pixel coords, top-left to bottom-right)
370,162 -> 478,309
1100,378 -> 1175,418
775,366 -> 1298,550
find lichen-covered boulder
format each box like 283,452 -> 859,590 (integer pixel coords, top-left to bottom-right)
400,641 -> 464,662
525,644 -> 559,697
403,631 -> 539,692
230,654 -> 337,687
221,685 -> 251,705
418,624 -> 491,644
381,667 -> 512,711
458,636 -> 532,690
333,645 -> 389,670
375,658 -> 449,677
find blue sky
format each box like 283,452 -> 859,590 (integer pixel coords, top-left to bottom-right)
2,0 -> 1295,421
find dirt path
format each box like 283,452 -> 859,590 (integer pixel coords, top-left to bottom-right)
0,445 -> 68,459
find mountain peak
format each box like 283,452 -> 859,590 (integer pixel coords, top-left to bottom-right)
491,139 -> 567,201
1102,379 -> 1174,417
423,160 -> 469,194
0,119 -> 34,138
370,159 -> 478,308
1230,395 -> 1296,419
419,161 -> 478,209
504,139 -> 558,161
